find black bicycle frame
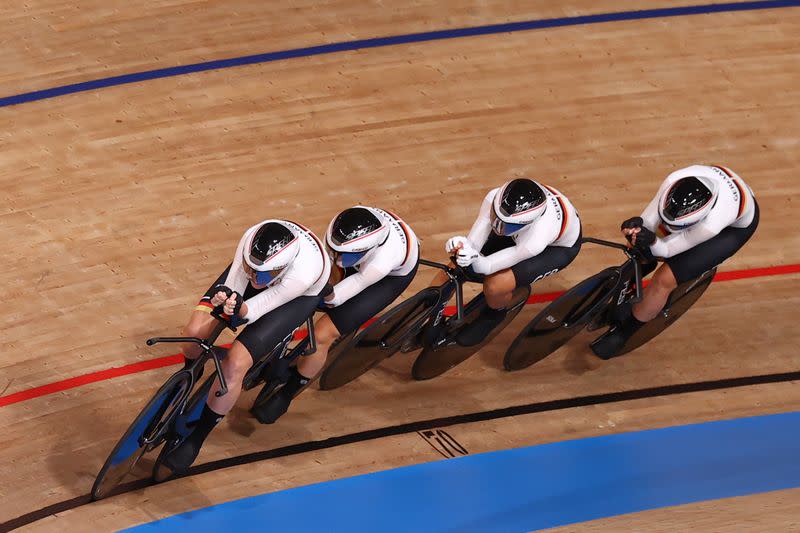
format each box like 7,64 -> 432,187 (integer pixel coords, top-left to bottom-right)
144,308 -> 318,399
418,258 -> 466,323
580,237 -> 644,304
146,318 -> 231,397
280,314 -> 317,359
352,258 -> 468,351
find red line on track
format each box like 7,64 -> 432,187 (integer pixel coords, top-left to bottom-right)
1,263 -> 798,408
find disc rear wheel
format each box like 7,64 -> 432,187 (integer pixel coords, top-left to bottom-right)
319,288 -> 441,390
412,285 -> 530,380
617,267 -> 716,356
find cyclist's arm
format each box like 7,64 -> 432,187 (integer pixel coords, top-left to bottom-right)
649,225 -> 717,258
650,196 -> 737,257
223,230 -> 252,294
465,191 -> 494,249
327,261 -> 392,307
242,274 -> 309,323
640,194 -> 661,232
471,224 -> 552,275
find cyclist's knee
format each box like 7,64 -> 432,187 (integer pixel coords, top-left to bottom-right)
183,311 -> 215,338
651,264 -> 678,293
484,270 -> 515,298
314,316 -> 341,347
222,343 -> 254,380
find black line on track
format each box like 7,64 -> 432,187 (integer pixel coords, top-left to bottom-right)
3,370 -> 798,532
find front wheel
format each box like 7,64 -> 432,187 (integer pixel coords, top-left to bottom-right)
504,268 -> 619,371
319,288 -> 441,390
92,370 -> 193,500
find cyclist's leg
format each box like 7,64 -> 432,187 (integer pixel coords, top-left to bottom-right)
594,203 -> 759,358
638,202 -> 759,323
299,316 -> 339,379
333,261 -> 418,358
261,264 -> 421,421
160,340 -> 251,472
485,233 -> 581,308
240,296 -> 321,423
163,296 -> 319,469
633,264 -> 677,322
458,237 -> 582,346
251,317 -> 334,424
420,234 -> 512,345
483,270 -> 517,309
305,263 -> 419,376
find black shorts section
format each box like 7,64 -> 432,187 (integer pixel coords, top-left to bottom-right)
236,296 -> 321,363
201,263 -> 265,302
666,200 -> 759,283
510,236 -> 582,287
465,232 -> 582,288
325,261 -> 419,334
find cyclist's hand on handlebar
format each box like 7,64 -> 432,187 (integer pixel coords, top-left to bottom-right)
621,216 -> 644,231
634,226 -> 656,248
211,291 -> 229,307
211,284 -> 233,307
222,293 -> 249,328
620,217 -> 643,246
455,243 -> 479,268
223,291 -> 244,317
445,236 -> 469,254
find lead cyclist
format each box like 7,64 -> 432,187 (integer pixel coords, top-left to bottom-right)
159,219 -> 330,475
593,164 -> 759,359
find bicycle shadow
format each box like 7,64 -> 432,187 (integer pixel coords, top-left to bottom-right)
225,388 -> 316,445
560,331 -> 604,376
370,349 -> 417,381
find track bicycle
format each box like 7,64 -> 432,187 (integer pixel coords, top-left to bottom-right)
91,309 -> 317,499
319,258 -> 530,389
503,237 -> 716,371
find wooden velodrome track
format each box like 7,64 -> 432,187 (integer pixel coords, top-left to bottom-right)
1,0 -> 799,530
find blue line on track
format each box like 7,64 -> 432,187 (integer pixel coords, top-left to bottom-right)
2,0 -> 799,109
125,412 -> 800,532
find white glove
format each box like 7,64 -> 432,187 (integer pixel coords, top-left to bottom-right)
445,236 -> 468,254
455,243 -> 480,268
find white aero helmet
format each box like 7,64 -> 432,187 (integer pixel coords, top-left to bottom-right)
243,220 -> 300,286
325,206 -> 389,268
492,178 -> 548,236
658,175 -> 719,231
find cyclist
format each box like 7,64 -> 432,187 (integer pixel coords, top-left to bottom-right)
593,164 -> 759,358
253,206 -> 420,423
444,178 -> 582,345
160,219 -> 331,475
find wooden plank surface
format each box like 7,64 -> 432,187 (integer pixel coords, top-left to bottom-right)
545,488 -> 800,532
17,381 -> 800,531
1,1 -> 798,530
